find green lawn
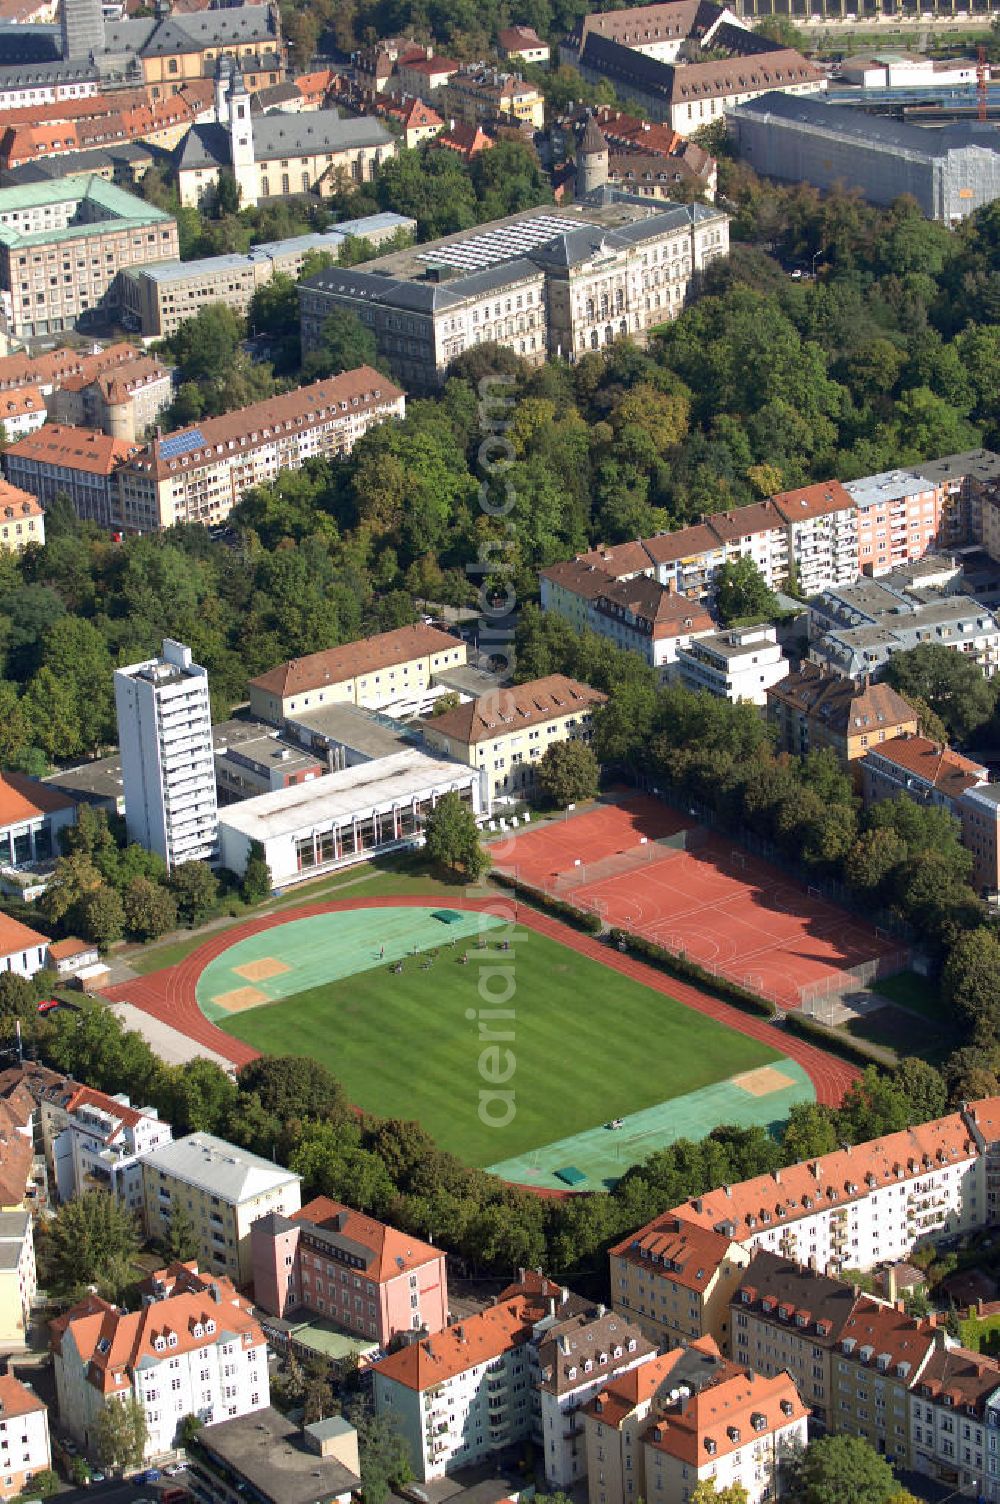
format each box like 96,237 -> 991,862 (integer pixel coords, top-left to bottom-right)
126,858 -> 462,975
217,929 -> 781,1167
872,971 -> 949,1025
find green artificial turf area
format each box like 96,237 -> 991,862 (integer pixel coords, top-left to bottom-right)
215,925 -> 783,1168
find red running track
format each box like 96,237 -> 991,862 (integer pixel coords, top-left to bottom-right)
103,895 -> 858,1108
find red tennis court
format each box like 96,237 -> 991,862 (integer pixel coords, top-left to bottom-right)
494,796 -> 905,1010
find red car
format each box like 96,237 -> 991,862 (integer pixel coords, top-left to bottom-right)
36,999 -> 60,1015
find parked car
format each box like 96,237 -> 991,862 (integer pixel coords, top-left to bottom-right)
36,999 -> 60,1015
133,1468 -> 161,1484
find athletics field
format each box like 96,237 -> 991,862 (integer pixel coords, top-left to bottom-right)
180,903 -> 815,1190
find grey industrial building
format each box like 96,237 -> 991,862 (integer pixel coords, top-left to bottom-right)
728,91 -> 1000,222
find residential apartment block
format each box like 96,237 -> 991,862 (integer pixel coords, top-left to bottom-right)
675,624 -> 788,705
575,481 -> 859,605
766,664 -> 920,771
0,175 -> 178,339
582,1339 -> 723,1504
250,1194 -> 449,1345
30,1070 -> 171,1215
0,484 -> 43,553
421,675 -> 607,804
248,623 -> 467,725
115,637 -> 218,871
3,425 -> 138,528
0,1376 -> 49,1501
642,1366 -> 806,1504
730,1253 -> 859,1430
52,1277 -> 268,1461
443,65 -> 545,129
118,368 -> 405,532
140,1132 -> 301,1286
535,1306 -> 656,1490
608,1213 -> 753,1354
613,1110 -> 991,1355
4,369 -> 404,534
0,390 -> 45,443
0,341 -> 170,442
299,201 -> 729,391
372,1272 -> 652,1486
808,563 -> 1000,681
861,734 -> 1000,898
0,1212 -> 36,1351
848,467 -> 946,575
539,558 -> 715,679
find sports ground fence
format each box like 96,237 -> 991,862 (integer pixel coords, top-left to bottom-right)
508,783 -> 912,1014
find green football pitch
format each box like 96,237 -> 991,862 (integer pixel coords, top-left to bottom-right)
197,907 -> 810,1178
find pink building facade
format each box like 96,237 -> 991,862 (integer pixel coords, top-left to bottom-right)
250,1196 -> 448,1344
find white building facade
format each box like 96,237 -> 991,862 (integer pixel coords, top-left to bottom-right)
676,626 -> 789,706
114,637 -> 218,871
39,1086 -> 171,1216
52,1286 -> 269,1462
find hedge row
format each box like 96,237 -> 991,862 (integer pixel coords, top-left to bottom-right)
783,1010 -> 893,1069
490,871 -> 605,934
608,928 -> 777,1020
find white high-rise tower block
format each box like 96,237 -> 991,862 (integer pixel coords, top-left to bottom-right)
114,638 -> 218,870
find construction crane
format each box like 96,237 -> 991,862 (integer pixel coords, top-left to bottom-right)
977,43 -> 989,124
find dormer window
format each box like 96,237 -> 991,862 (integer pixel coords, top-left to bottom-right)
627,1338 -> 636,1352
154,1336 -> 165,1352
206,1320 -> 215,1334
584,1360 -> 593,1374
567,1367 -> 577,1380
167,1332 -> 178,1349
704,1438 -> 716,1455
192,1324 -> 203,1340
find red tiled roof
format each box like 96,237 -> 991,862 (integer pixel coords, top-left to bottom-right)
0,772 -> 73,828
498,24 -> 546,48
646,1368 -> 807,1466
864,734 -> 986,800
249,621 -> 458,700
575,539 -> 657,576
52,1285 -> 263,1394
611,1215 -> 741,1292
294,1195 -> 442,1281
0,1375 -> 45,1420
0,483 -> 43,522
373,1283 -> 549,1390
130,367 -> 403,484
4,425 -> 137,477
0,912 -> 48,961
674,1115 -> 977,1243
770,480 -> 855,524
0,388 -> 44,421
584,1343 -> 717,1428
423,674 -> 606,746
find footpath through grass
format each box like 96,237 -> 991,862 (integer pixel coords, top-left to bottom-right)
217,927 -> 781,1167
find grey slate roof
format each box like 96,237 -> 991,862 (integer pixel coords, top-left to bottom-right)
733,89 -> 1000,158
176,122 -> 230,172
0,22 -> 61,63
252,110 -> 392,158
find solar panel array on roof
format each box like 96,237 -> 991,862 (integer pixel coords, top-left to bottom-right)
415,214 -> 596,272
159,427 -> 205,459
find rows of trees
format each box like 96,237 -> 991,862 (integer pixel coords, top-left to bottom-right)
18,986 -> 954,1290
0,173 -> 995,770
